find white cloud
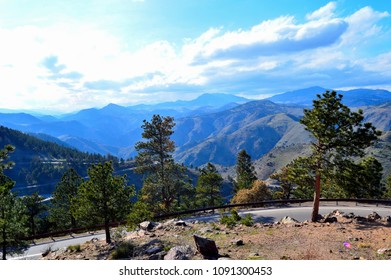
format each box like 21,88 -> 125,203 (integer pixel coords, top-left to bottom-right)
306,2 -> 337,21
342,6 -> 390,44
0,2 -> 390,112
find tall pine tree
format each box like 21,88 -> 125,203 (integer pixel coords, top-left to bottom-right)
49,168 -> 83,230
234,149 -> 257,193
300,91 -> 381,221
74,161 -> 135,243
135,115 -> 191,213
195,163 -> 224,209
0,145 -> 28,260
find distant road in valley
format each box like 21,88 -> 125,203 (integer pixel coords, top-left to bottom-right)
6,204 -> 391,260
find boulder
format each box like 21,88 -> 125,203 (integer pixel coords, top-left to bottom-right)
193,235 -> 219,259
280,216 -> 299,224
164,246 -> 194,260
145,244 -> 164,255
343,213 -> 355,219
323,216 -> 338,223
367,212 -> 381,221
381,216 -> 391,224
377,248 -> 391,256
139,221 -> 159,231
231,239 -> 244,246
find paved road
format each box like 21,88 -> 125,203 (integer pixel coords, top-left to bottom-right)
5,204 -> 391,259
7,232 -> 106,260
186,205 -> 391,223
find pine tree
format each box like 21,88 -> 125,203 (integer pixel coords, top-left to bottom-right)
195,163 -> 224,209
22,192 -> 46,236
74,161 -> 135,244
234,149 -> 257,193
135,115 -> 191,213
49,168 -> 83,230
300,91 -> 381,221
0,145 -> 28,260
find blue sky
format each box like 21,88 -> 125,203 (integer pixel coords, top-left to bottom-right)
0,0 -> 391,113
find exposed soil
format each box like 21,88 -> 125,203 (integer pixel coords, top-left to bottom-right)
41,210 -> 391,260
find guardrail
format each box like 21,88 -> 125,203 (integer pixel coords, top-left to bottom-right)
27,198 -> 391,241
154,198 -> 391,220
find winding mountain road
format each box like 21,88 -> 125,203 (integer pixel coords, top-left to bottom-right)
6,204 -> 391,260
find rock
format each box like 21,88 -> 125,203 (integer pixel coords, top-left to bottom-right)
381,216 -> 391,224
323,216 -> 338,223
149,251 -> 166,260
139,221 -> 159,231
199,227 -> 214,234
331,210 -> 344,216
367,212 -> 382,221
353,216 -> 367,223
174,220 -> 187,227
231,239 -> 244,246
193,235 -> 219,259
377,248 -> 391,256
145,245 -> 164,255
343,213 -> 355,219
280,216 -> 299,224
164,246 -> 193,260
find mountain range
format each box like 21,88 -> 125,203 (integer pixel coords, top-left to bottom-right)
1,87 -> 390,182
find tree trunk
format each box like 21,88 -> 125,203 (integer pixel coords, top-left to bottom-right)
311,172 -> 321,222
105,221 -> 111,244
2,227 -> 6,260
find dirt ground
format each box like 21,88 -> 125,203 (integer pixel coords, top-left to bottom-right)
42,211 -> 391,260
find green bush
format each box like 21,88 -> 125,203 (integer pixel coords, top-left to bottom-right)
67,244 -> 81,253
110,242 -> 135,260
240,214 -> 254,227
220,210 -> 243,228
127,201 -> 153,230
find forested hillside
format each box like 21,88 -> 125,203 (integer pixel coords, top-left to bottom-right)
0,126 -> 115,197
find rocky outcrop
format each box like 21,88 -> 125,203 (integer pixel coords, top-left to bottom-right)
193,235 -> 219,259
280,216 -> 299,224
164,246 -> 194,260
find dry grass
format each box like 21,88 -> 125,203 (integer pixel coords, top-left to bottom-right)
43,217 -> 391,260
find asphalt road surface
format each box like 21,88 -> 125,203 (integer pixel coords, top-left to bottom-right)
6,204 -> 391,260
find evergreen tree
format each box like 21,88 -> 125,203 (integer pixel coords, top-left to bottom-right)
234,149 -> 257,193
135,115 -> 191,213
22,192 -> 46,236
49,168 -> 83,230
330,156 -> 384,199
300,91 -> 381,221
0,145 -> 28,260
270,166 -> 294,199
384,174 -> 391,199
74,161 -> 135,243
195,163 -> 224,209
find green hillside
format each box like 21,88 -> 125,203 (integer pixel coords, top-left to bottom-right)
0,125 -> 112,197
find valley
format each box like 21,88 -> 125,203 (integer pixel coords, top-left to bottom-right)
1,87 -> 391,198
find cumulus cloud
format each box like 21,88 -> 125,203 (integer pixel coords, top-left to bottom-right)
306,2 -> 337,21
192,17 -> 348,61
0,2 -> 390,112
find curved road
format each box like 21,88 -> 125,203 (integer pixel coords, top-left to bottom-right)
7,204 -> 391,260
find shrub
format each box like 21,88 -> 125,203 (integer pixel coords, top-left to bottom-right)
127,201 -> 153,230
110,242 -> 135,260
231,180 -> 272,204
240,214 -> 254,227
67,244 -> 81,253
220,210 -> 242,228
